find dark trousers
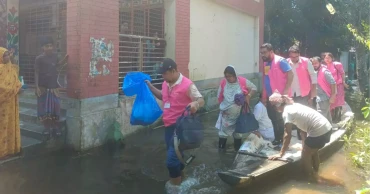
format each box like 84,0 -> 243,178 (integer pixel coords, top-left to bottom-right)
165,125 -> 176,150
266,100 -> 285,141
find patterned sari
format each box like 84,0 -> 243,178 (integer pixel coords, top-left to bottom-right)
0,47 -> 21,159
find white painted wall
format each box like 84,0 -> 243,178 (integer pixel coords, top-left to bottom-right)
189,0 -> 259,81
164,0 -> 176,60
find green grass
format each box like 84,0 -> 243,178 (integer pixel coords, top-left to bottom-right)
344,99 -> 370,179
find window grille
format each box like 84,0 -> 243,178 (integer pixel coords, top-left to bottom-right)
19,0 -> 67,88
119,0 -> 165,93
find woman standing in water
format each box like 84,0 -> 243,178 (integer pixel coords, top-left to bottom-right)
216,66 -> 257,151
0,47 -> 22,159
323,53 -> 348,123
34,37 -> 68,137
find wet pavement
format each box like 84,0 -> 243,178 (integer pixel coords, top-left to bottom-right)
0,111 -> 365,194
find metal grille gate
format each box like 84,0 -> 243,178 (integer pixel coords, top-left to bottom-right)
19,0 -> 67,87
119,0 -> 166,93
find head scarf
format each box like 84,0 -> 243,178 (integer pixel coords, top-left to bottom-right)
224,65 -> 237,78
269,90 -> 294,107
0,47 -> 10,64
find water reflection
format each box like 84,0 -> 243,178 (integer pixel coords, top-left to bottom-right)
0,111 -> 365,194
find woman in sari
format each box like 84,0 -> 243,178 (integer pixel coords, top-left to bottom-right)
216,66 -> 257,151
323,53 -> 349,123
0,47 -> 22,159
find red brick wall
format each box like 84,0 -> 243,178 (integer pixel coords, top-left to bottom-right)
175,0 -> 190,78
67,0 -> 119,99
215,0 -> 265,73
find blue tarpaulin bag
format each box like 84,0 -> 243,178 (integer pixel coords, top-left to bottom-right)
123,72 -> 163,126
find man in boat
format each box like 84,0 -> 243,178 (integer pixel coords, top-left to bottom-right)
268,91 -> 332,183
145,58 -> 205,186
260,43 -> 294,145
287,45 -> 317,140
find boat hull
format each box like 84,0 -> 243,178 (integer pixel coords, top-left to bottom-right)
218,128 -> 348,187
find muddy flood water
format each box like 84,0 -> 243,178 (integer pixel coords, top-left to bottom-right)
0,111 -> 366,194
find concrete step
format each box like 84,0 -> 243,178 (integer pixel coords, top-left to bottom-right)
19,106 -> 66,125
19,89 -> 69,109
20,135 -> 67,160
19,98 -> 66,115
20,121 -> 45,141
19,97 -> 37,109
19,107 -> 39,124
21,135 -> 42,149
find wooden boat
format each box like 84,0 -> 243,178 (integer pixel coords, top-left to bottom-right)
218,113 -> 354,187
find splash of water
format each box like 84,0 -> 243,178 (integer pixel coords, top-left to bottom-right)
164,164 -> 227,194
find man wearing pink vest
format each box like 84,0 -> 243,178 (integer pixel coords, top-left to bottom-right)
260,43 -> 294,145
287,46 -> 317,106
311,56 -> 337,123
287,46 -> 317,140
145,58 -> 204,186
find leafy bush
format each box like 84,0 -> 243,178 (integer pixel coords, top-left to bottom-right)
344,99 -> 370,176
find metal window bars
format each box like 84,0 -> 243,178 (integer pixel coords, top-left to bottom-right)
119,34 -> 166,93
119,0 -> 165,93
18,0 -> 67,89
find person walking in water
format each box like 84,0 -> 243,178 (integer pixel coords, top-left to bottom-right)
268,92 -> 332,184
287,45 -> 317,139
216,65 -> 257,151
260,43 -> 294,145
145,58 -> 204,186
323,53 -> 349,123
311,57 -> 337,123
34,36 -> 68,137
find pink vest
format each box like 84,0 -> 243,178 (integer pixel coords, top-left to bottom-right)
218,76 -> 249,103
263,54 -> 292,100
317,66 -> 332,97
287,57 -> 311,97
162,76 -> 193,127
327,62 -> 343,84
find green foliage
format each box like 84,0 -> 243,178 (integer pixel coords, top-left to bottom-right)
265,0 -> 353,56
347,23 -> 370,50
344,119 -> 370,176
362,99 -> 370,119
343,100 -> 370,181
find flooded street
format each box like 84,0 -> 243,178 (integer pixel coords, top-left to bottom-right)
0,111 -> 366,194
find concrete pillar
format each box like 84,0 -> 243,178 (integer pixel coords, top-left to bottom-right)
66,0 -> 120,150
175,0 -> 190,78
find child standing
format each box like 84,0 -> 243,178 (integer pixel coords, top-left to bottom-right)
34,36 -> 68,137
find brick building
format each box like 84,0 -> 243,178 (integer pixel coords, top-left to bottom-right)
2,0 -> 264,151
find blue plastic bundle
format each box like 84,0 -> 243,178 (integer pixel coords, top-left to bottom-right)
123,72 -> 163,126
